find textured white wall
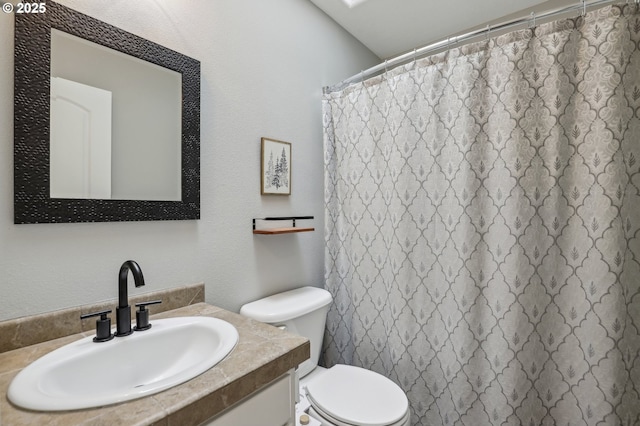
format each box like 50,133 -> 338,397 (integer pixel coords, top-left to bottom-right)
0,0 -> 379,321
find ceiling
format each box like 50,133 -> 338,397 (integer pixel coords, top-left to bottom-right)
309,0 -> 575,59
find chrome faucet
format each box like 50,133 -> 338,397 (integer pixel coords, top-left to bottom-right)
115,260 -> 145,337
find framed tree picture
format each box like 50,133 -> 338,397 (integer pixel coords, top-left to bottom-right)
261,137 -> 291,195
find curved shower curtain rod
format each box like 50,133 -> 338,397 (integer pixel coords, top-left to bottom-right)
325,0 -> 630,93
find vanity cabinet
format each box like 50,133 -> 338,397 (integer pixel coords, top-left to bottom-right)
0,301 -> 310,426
202,370 -> 296,426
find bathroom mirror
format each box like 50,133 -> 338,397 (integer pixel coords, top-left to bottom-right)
50,29 -> 182,202
14,1 -> 200,223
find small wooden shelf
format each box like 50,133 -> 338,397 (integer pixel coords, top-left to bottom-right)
253,227 -> 315,235
252,216 -> 314,235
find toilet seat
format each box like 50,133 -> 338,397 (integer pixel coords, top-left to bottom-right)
308,403 -> 410,426
304,364 -> 409,426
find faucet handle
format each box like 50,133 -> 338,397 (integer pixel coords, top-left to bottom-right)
134,300 -> 162,331
80,309 -> 115,342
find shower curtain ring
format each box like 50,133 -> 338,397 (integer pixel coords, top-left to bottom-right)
530,11 -> 536,28
486,25 -> 491,40
582,0 -> 586,17
413,48 -> 417,65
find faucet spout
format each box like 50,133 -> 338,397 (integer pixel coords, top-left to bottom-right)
118,260 -> 145,308
115,260 -> 145,337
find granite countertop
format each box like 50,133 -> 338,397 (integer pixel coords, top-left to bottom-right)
0,303 -> 310,425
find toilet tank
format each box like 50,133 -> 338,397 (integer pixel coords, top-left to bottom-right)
240,286 -> 332,378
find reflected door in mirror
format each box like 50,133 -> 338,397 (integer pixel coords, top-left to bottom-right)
50,77 -> 112,199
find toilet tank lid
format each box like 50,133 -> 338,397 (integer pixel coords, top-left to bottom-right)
240,286 -> 332,323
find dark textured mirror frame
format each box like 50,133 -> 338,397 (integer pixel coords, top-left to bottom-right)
14,1 -> 200,224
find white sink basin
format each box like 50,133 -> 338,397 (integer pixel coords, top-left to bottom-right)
8,316 -> 238,411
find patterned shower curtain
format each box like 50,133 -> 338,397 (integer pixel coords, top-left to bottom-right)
322,4 -> 640,425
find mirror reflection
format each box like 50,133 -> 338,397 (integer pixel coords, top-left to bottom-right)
50,29 -> 182,201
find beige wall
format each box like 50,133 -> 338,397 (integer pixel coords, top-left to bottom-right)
0,0 -> 379,321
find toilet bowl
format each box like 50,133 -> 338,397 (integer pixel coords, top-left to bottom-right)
240,286 -> 410,426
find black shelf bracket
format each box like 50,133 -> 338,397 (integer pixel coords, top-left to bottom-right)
252,216 -> 314,230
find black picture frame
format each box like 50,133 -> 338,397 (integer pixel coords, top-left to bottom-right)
14,1 -> 200,223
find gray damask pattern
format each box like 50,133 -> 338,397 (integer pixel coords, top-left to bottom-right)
322,4 -> 640,425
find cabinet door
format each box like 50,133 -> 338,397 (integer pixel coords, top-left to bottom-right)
202,370 -> 295,426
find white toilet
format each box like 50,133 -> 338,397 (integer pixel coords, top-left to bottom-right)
240,286 -> 411,426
